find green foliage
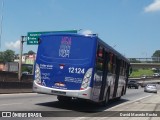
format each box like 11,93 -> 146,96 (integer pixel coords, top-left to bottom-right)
28,50 -> 35,55
22,66 -> 32,74
14,54 -> 19,59
0,50 -> 15,62
152,68 -> 160,73
132,68 -> 138,72
4,50 -> 15,62
0,52 -> 4,62
130,69 -> 154,78
152,50 -> 160,62
0,49 -> 35,63
23,53 -> 28,55
152,50 -> 160,57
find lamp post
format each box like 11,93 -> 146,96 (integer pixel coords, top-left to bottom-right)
18,36 -> 26,81
0,0 -> 4,48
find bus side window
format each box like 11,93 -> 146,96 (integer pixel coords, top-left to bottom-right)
98,46 -> 103,58
124,61 -> 126,76
120,60 -> 124,76
108,53 -> 113,73
112,55 -> 116,74
96,59 -> 103,71
96,45 -> 104,71
123,61 -> 126,76
124,62 -> 128,77
119,60 -> 122,75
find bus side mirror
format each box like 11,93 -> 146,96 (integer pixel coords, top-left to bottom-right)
38,38 -> 41,44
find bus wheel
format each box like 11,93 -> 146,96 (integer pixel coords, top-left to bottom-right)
101,91 -> 109,107
57,96 -> 71,102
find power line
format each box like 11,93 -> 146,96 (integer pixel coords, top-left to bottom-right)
0,0 -> 4,49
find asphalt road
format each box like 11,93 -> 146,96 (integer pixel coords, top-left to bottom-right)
0,86 -> 159,120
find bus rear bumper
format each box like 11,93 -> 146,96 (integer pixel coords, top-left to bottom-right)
33,81 -> 92,100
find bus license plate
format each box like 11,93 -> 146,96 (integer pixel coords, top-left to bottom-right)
51,90 -> 66,95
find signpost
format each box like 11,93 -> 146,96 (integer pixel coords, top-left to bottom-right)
27,30 -> 77,45
18,30 -> 78,81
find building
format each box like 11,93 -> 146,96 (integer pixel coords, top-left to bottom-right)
14,54 -> 36,65
0,62 -> 5,71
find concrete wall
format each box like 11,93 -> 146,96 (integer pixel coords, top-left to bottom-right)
0,81 -> 32,88
0,71 -> 33,94
0,71 -> 33,82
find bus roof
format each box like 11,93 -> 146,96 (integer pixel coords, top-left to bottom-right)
40,33 -> 130,64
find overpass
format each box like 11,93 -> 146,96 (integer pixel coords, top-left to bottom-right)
130,63 -> 160,68
128,57 -> 160,68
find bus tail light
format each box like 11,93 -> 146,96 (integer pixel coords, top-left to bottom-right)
80,68 -> 93,90
35,64 -> 41,85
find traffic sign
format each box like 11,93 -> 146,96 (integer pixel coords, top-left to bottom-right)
27,30 -> 77,45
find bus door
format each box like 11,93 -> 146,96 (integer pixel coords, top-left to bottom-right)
124,64 -> 130,94
92,46 -> 108,102
113,57 -> 121,98
99,50 -> 109,101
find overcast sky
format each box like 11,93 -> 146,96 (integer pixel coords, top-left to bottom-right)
0,0 -> 160,58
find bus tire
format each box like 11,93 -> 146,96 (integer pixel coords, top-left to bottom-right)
101,90 -> 109,107
121,87 -> 124,96
57,96 -> 71,102
116,87 -> 124,100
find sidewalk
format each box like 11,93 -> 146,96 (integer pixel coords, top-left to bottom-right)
109,93 -> 160,111
73,92 -> 160,120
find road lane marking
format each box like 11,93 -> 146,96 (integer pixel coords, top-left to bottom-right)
0,93 -> 37,96
105,94 -> 152,111
0,103 -> 22,107
72,117 -> 90,120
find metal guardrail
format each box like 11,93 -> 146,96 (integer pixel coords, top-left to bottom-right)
130,63 -> 160,68
128,57 -> 160,63
0,71 -> 33,82
129,76 -> 160,81
129,77 -> 160,87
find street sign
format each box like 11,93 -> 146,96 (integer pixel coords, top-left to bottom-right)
27,30 -> 78,45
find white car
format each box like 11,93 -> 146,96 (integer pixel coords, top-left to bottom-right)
153,73 -> 160,77
141,75 -> 147,79
22,71 -> 29,75
144,84 -> 157,93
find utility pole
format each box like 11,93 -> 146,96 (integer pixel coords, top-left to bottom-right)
0,0 -> 4,48
18,36 -> 26,81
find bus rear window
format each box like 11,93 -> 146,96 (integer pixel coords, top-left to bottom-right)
37,35 -> 96,63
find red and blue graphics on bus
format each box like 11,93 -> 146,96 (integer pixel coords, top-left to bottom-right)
35,34 -> 97,90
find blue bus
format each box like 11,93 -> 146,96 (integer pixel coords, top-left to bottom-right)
33,33 -> 131,106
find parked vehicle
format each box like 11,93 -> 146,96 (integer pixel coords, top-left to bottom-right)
139,82 -> 147,88
127,80 -> 139,89
153,73 -> 160,77
22,71 -> 29,75
141,75 -> 147,79
144,84 -> 157,93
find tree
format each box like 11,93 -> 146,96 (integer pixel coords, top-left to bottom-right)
22,66 -> 32,74
3,50 -> 15,62
152,50 -> 160,57
152,50 -> 160,62
0,52 -> 4,62
14,54 -> 19,59
23,53 -> 28,55
28,50 -> 35,55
